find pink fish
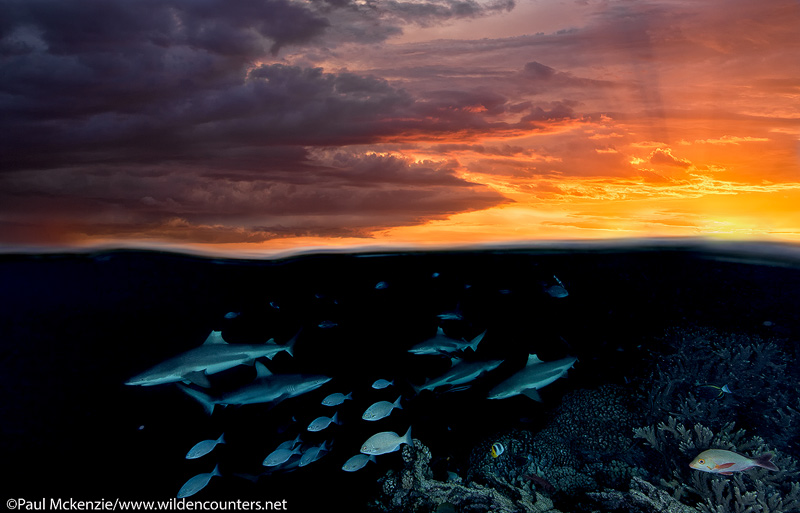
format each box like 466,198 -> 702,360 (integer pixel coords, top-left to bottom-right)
689,449 -> 779,475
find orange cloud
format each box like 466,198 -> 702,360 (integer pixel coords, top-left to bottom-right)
2,0 -> 799,253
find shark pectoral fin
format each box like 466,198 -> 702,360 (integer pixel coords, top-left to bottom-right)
522,388 -> 543,402
186,371 -> 212,388
445,385 -> 471,393
177,384 -> 215,415
255,362 -> 272,379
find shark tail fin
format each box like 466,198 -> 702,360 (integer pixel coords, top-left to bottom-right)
285,329 -> 301,358
467,330 -> 487,352
178,384 -> 216,415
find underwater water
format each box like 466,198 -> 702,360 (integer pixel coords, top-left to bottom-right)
2,240 -> 799,512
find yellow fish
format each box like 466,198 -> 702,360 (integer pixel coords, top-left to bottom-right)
689,449 -> 779,475
490,443 -> 505,458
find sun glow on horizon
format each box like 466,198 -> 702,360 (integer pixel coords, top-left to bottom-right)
1,0 -> 798,254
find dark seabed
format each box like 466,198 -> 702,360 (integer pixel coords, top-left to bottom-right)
2,240 -> 799,512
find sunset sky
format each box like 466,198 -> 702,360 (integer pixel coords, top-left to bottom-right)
2,0 -> 799,255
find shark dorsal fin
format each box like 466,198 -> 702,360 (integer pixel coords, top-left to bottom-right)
527,354 -> 544,366
255,362 -> 272,378
436,327 -> 446,336
203,331 -> 227,345
449,357 -> 461,367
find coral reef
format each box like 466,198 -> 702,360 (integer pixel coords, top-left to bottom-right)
469,385 -> 646,497
633,416 -> 800,512
372,328 -> 800,512
630,327 -> 800,513
644,328 -> 799,457
587,476 -> 697,513
371,439 -> 562,513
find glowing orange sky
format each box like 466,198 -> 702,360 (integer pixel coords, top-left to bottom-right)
1,0 -> 798,254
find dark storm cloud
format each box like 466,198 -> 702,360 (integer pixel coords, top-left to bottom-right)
519,62 -> 616,91
0,0 -> 522,246
0,0 -> 531,172
381,0 -> 514,26
519,100 -> 580,123
1,0 -> 330,56
0,152 -> 508,243
1,59 -> 529,172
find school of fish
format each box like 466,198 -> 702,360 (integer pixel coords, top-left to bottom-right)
126,275 -> 582,497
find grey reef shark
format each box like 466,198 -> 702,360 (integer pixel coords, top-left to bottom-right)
125,330 -> 297,388
408,328 -> 487,356
178,362 -> 332,415
413,357 -> 504,393
487,354 -> 577,402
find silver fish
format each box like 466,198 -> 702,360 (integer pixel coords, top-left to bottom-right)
177,464 -> 221,498
322,392 -> 352,406
360,427 -> 412,455
299,441 -> 329,467
544,275 -> 568,298
372,379 -> 394,389
362,396 -> 402,421
307,412 -> 339,432
342,454 -> 377,472
185,433 -> 225,459
276,435 -> 302,451
263,446 -> 302,466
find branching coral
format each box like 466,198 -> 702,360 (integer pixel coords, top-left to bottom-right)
643,327 -> 799,457
633,417 -> 800,513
